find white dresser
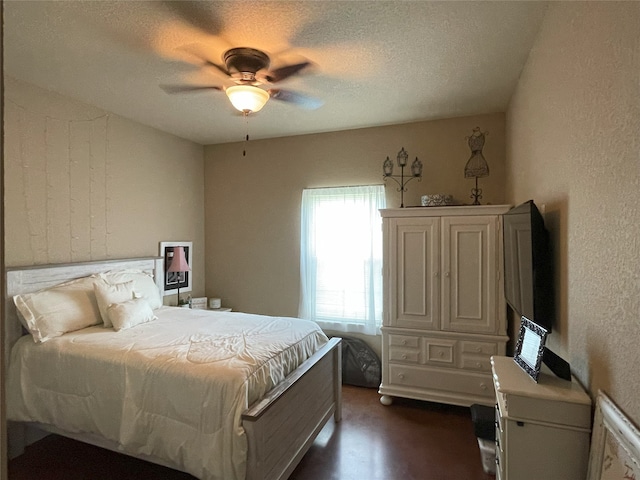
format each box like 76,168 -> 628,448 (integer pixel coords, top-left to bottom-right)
378,205 -> 510,407
491,355 -> 592,480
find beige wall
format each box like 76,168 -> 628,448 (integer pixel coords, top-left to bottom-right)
507,2 -> 640,423
204,113 -> 506,353
3,77 -> 206,301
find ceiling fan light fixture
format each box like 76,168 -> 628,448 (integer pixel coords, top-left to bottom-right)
226,85 -> 270,114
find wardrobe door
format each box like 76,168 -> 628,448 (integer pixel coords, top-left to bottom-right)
386,217 -> 440,330
441,215 -> 498,334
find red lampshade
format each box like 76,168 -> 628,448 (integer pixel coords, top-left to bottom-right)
167,246 -> 190,273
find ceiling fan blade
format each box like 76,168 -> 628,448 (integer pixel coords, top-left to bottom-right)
263,61 -> 311,83
269,89 -> 324,110
161,84 -> 223,94
178,43 -> 231,77
161,1 -> 224,36
204,60 -> 231,77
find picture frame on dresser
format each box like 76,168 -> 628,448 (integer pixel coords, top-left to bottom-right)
159,241 -> 193,296
513,316 -> 548,382
587,391 -> 640,480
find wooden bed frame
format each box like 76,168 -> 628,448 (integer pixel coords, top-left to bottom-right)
4,257 -> 342,480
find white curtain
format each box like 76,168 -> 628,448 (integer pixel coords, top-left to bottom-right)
299,185 -> 386,335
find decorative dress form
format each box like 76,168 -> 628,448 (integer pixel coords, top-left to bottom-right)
464,127 -> 490,205
464,127 -> 489,178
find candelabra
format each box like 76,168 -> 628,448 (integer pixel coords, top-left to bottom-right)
383,147 -> 423,208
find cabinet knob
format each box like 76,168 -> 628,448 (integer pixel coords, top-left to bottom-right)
476,362 -> 482,368
480,383 -> 487,391
401,354 -> 407,360
434,271 -> 439,277
398,373 -> 405,380
401,339 -> 407,345
438,351 -> 444,357
475,346 -> 482,352
444,272 -> 450,278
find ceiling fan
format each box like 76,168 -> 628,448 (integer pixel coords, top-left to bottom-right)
162,47 -> 323,114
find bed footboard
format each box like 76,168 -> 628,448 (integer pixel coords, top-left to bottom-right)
242,337 -> 342,480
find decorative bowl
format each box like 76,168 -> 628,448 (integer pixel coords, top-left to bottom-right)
421,194 -> 454,207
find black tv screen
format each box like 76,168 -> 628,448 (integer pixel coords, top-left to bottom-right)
503,200 -> 554,332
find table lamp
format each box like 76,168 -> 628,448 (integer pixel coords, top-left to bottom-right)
167,246 -> 190,306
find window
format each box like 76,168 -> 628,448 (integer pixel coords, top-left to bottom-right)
299,185 -> 386,335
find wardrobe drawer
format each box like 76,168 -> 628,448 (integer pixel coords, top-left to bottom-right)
388,334 -> 419,348
388,364 -> 494,399
461,356 -> 493,373
424,339 -> 456,367
389,348 -> 419,364
460,340 -> 498,356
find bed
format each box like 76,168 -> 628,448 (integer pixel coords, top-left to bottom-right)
4,257 -> 342,480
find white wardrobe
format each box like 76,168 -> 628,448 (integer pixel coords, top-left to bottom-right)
379,205 -> 511,407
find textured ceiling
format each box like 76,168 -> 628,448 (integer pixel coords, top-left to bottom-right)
4,1 -> 548,145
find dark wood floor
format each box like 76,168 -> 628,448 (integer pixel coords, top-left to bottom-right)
9,386 -> 494,480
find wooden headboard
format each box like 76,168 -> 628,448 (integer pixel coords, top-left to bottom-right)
4,257 -> 164,366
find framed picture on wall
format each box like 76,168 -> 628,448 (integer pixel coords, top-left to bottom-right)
159,241 -> 193,296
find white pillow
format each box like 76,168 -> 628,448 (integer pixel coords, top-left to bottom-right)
107,298 -> 157,331
94,280 -> 135,328
13,276 -> 102,343
97,270 -> 162,310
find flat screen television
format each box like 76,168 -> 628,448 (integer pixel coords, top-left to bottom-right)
502,200 -> 554,332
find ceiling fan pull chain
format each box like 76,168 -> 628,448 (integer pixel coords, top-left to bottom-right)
243,113 -> 250,157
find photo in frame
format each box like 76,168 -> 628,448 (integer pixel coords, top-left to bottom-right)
513,316 -> 548,382
159,241 -> 193,296
587,391 -> 640,480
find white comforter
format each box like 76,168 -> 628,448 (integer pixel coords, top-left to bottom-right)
7,307 -> 328,480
